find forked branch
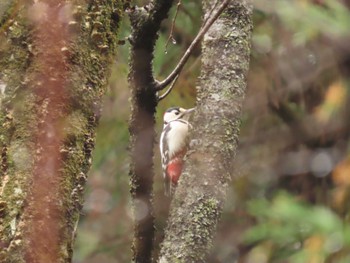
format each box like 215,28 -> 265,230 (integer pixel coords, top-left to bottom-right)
158,74 -> 180,101
155,0 -> 230,92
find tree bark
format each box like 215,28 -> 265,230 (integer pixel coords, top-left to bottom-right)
0,0 -> 124,262
158,1 -> 253,262
127,1 -> 174,262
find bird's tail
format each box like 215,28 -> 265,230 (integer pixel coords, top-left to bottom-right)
164,177 -> 178,196
164,175 -> 171,196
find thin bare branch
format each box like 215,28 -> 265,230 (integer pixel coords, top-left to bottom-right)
165,0 -> 182,52
155,0 -> 230,91
158,74 -> 180,101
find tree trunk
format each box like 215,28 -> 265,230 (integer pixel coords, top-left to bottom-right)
0,0 -> 124,262
158,0 -> 253,262
127,1 -> 174,262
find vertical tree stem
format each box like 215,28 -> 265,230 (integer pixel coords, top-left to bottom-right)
158,1 -> 253,262
127,1 -> 174,262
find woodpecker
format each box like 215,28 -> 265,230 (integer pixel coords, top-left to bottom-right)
160,107 -> 195,196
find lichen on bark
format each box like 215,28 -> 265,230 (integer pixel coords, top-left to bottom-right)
0,0 -> 125,262
158,1 -> 253,262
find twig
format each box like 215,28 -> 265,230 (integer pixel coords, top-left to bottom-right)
155,0 -> 230,91
165,0 -> 182,53
158,74 -> 180,101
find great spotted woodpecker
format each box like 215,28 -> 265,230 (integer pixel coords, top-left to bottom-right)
160,107 -> 195,196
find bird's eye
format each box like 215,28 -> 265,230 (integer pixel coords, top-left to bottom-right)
175,111 -> 180,115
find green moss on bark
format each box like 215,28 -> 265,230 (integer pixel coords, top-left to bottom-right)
0,0 -> 125,261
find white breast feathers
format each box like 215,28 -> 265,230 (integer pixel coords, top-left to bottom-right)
166,120 -> 189,158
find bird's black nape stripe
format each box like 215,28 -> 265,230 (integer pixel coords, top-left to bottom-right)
166,106 -> 180,112
175,119 -> 188,124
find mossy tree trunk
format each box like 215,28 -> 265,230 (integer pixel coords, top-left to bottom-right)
158,1 -> 253,262
0,0 -> 124,262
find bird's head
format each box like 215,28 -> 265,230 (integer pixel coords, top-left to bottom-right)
163,107 -> 195,125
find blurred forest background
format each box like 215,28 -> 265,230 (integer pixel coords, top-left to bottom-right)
73,0 -> 350,262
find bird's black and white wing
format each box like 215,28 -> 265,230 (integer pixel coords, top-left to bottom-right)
160,124 -> 171,196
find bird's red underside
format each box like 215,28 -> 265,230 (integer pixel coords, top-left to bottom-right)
167,159 -> 183,185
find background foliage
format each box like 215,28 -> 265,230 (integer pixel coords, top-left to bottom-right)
73,0 -> 350,262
